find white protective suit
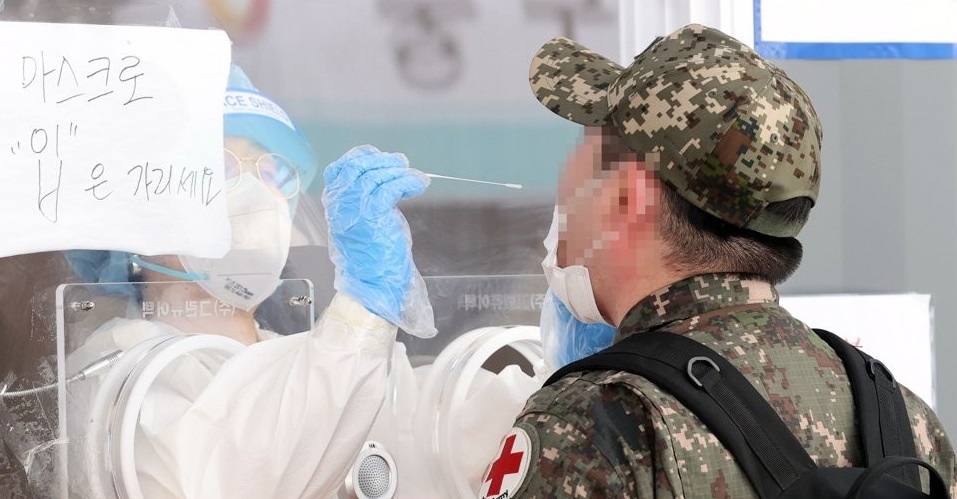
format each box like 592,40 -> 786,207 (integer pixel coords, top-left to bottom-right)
67,292 -> 393,499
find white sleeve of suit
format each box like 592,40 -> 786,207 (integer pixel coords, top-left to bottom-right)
136,292 -> 396,499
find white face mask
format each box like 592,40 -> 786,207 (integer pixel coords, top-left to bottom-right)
179,173 -> 292,311
541,208 -> 608,324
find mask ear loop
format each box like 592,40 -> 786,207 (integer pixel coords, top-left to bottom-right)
129,255 -> 207,281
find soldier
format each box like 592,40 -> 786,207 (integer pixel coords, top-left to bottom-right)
478,24 -> 957,498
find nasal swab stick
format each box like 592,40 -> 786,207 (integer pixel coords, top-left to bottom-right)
425,173 -> 523,189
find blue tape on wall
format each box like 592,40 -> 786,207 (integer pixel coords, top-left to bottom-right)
753,0 -> 957,59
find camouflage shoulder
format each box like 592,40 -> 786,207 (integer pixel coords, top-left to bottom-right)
519,370 -> 653,417
513,374 -> 583,419
478,401 -> 631,498
900,384 -> 957,495
479,371 -> 683,498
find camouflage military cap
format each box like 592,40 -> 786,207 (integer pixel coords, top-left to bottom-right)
529,24 -> 823,237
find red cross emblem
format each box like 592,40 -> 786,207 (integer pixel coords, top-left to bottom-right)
481,428 -> 531,498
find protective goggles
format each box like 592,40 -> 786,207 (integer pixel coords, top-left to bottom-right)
223,148 -> 301,200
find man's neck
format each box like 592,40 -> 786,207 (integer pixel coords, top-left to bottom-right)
601,266 -> 697,327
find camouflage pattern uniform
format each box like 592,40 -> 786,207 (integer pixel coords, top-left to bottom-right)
506,273 -> 956,497
483,23 -> 957,498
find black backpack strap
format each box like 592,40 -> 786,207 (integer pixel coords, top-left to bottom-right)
846,457 -> 950,499
813,328 -> 922,488
545,330 -> 816,499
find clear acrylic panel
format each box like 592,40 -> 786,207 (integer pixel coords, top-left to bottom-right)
0,278 -> 313,498
400,274 -> 547,368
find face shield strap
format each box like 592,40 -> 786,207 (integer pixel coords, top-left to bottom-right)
129,255 -> 206,282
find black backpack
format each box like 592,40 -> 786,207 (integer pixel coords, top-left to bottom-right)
545,328 -> 950,498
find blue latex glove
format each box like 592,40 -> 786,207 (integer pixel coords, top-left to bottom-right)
541,290 -> 617,369
322,145 -> 437,338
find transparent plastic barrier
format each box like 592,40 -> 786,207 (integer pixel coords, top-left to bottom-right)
400,274 -> 548,368
0,279 -> 313,498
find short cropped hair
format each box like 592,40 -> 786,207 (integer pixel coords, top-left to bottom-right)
658,185 -> 812,284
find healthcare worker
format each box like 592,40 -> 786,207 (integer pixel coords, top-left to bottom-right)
61,66 -> 436,499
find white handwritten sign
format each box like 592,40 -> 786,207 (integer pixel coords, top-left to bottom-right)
0,22 -> 232,259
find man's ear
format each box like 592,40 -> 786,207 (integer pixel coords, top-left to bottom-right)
613,161 -> 657,229
595,160 -> 657,265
